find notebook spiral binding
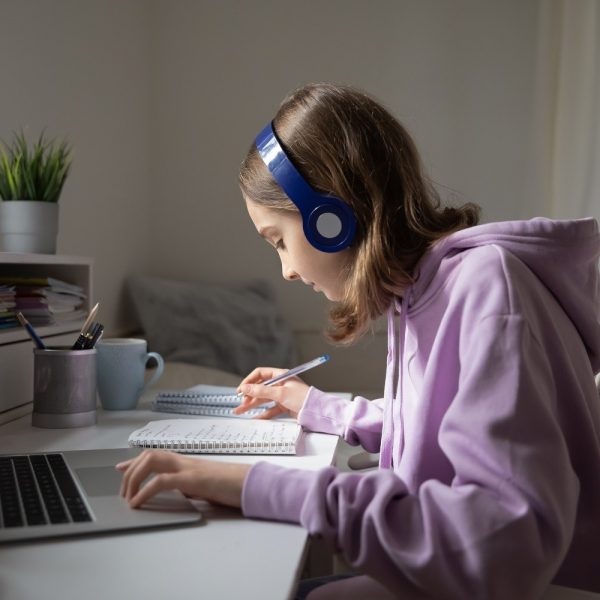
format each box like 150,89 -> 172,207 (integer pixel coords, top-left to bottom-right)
129,437 -> 293,454
155,392 -> 239,405
153,404 -> 265,418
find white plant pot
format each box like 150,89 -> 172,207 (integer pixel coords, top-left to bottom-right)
0,200 -> 59,254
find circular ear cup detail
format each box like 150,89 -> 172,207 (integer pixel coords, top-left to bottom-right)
305,200 -> 356,252
255,122 -> 357,253
316,212 -> 342,239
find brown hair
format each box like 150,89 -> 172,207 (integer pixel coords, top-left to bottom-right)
239,83 -> 480,345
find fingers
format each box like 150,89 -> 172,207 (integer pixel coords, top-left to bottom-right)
119,449 -> 179,504
253,405 -> 287,420
237,367 -> 288,391
128,472 -> 179,508
239,382 -> 285,403
233,383 -> 285,414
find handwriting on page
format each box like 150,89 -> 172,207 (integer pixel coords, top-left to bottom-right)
133,420 -> 296,443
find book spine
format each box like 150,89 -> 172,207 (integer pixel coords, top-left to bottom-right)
128,438 -> 296,455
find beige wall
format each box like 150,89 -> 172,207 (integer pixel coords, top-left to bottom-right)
0,0 -> 545,395
0,0 -> 152,335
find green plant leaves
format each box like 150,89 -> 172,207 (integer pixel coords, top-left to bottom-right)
0,130 -> 72,202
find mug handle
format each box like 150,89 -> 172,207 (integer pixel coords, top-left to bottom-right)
141,352 -> 165,393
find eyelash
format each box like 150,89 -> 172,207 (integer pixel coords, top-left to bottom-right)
274,239 -> 285,251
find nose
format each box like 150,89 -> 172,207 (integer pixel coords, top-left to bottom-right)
281,261 -> 299,282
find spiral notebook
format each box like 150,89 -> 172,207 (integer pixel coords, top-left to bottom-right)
153,385 -> 274,418
128,418 -> 302,455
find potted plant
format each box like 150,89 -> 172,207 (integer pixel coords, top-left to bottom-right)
0,130 -> 72,254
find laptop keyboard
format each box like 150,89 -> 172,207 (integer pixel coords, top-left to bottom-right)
0,453 -> 93,528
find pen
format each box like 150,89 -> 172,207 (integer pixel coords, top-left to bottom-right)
16,312 -> 46,350
85,322 -> 104,349
72,302 -> 99,350
237,354 -> 330,399
263,354 -> 330,387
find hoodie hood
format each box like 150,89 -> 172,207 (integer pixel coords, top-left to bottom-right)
410,217 -> 600,372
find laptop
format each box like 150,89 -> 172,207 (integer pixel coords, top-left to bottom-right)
0,447 -> 203,543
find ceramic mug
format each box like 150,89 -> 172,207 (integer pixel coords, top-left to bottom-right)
96,338 -> 164,410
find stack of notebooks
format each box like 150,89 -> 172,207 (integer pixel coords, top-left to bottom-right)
152,384 -> 273,418
0,276 -> 87,326
145,384 -> 299,455
0,284 -> 17,329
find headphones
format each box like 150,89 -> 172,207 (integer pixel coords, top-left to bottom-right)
255,122 -> 356,253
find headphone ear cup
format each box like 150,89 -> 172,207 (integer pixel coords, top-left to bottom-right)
305,198 -> 356,253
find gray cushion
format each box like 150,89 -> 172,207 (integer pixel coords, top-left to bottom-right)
127,275 -> 297,377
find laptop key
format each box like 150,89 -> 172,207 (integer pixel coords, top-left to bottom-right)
12,457 -> 48,526
0,458 -> 24,527
46,454 -> 92,523
30,455 -> 69,524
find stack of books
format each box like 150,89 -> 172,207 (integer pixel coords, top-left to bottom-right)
0,276 -> 87,327
0,285 -> 17,329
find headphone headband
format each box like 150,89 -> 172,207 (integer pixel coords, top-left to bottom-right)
255,122 -> 356,253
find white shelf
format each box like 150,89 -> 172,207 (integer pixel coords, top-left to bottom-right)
0,252 -> 92,265
0,253 -> 93,417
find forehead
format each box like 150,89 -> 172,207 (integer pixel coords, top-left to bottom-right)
245,199 -> 298,232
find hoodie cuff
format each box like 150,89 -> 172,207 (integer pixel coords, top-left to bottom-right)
298,386 -> 350,435
241,461 -> 318,524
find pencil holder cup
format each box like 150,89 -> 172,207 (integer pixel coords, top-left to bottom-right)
32,347 -> 97,428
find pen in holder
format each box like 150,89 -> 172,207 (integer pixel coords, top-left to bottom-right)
32,347 -> 97,428
72,301 -> 100,350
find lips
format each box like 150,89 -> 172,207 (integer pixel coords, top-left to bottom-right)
301,279 -> 319,292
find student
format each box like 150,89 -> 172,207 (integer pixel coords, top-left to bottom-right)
118,83 -> 600,599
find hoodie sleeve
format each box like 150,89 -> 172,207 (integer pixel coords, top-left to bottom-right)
297,387 -> 384,452
242,315 -> 580,599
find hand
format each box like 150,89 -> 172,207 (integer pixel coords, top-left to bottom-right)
234,367 -> 310,420
116,450 -> 251,509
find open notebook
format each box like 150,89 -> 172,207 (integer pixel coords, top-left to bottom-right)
128,418 -> 303,455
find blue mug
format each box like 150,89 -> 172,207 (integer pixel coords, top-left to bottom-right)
96,338 -> 164,410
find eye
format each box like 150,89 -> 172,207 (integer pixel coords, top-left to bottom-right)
274,239 -> 285,251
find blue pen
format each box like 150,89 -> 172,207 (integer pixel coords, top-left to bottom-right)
16,312 -> 46,350
262,354 -> 330,387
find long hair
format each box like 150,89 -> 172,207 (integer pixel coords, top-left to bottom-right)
239,83 -> 480,345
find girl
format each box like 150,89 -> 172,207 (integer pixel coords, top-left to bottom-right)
118,83 -> 600,599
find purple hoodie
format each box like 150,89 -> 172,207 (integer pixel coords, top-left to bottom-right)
242,218 -> 600,599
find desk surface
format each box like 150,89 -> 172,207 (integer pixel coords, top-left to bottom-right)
0,395 -> 340,600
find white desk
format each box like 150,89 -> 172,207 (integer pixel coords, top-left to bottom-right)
0,398 -> 340,600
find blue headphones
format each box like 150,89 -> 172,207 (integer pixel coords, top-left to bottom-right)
255,122 -> 356,253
